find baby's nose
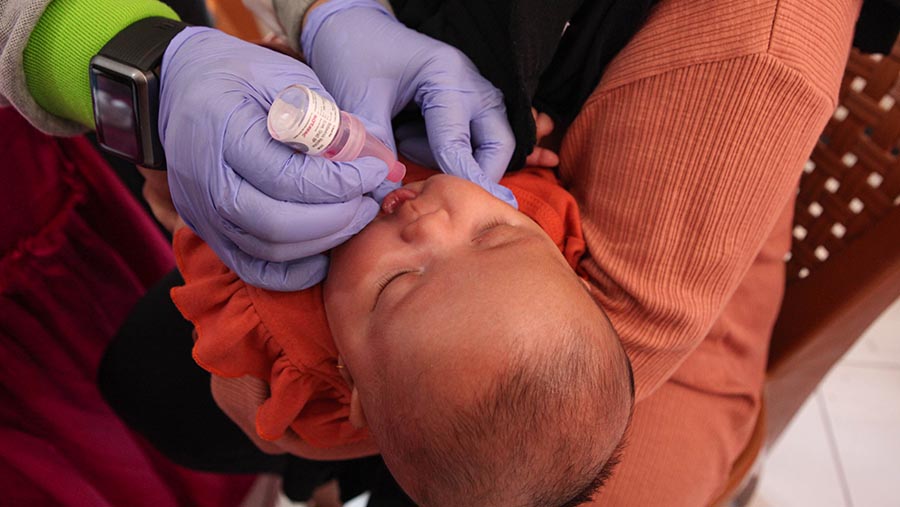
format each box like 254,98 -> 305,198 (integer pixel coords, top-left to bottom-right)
400,209 -> 453,245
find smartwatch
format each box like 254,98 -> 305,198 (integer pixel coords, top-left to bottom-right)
89,17 -> 188,169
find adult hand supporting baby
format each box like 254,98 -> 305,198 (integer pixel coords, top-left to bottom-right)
301,0 -> 518,207
160,27 -> 390,291
210,375 -> 378,461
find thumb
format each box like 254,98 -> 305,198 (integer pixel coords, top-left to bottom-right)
225,249 -> 330,291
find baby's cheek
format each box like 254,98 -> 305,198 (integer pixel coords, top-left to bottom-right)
323,258 -> 363,316
328,236 -> 370,278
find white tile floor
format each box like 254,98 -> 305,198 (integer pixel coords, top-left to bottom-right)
275,299 -> 900,507
749,297 -> 900,507
274,489 -> 369,507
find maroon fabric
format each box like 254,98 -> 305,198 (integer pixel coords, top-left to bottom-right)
0,108 -> 254,506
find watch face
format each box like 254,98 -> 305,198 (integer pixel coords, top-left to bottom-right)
92,69 -> 141,161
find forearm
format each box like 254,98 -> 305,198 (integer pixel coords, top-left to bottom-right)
562,55 -> 836,401
210,375 -> 379,461
270,0 -> 392,52
3,0 -> 178,135
0,0 -> 73,133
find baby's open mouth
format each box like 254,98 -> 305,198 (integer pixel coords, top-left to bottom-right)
381,187 -> 419,214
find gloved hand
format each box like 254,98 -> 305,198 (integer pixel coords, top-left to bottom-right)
301,0 -> 518,208
394,108 -> 560,170
159,27 -> 390,291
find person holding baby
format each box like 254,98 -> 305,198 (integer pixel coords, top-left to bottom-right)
1,0 -> 871,505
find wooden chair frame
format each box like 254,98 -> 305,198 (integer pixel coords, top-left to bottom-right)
714,38 -> 900,507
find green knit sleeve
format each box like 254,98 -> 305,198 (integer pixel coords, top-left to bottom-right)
23,0 -> 180,129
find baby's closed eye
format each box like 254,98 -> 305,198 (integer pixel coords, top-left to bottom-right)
473,218 -> 508,242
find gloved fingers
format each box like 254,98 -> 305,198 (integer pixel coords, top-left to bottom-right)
422,102 -> 517,208
397,136 -> 436,168
355,108 -> 397,153
220,197 -> 377,263
420,96 -> 478,176
470,107 -> 515,182
323,77 -> 399,148
221,224 -> 340,264
431,141 -> 518,208
259,58 -> 340,104
218,179 -> 380,246
483,180 -> 518,209
371,179 -> 402,203
224,247 -> 331,291
395,120 -> 438,168
300,0 -> 396,67
223,98 -> 389,203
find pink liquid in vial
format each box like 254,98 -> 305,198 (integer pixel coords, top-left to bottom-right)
268,85 -> 405,182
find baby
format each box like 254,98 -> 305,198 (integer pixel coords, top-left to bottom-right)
172,165 -> 634,506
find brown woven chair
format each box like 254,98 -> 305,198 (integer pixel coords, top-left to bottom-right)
712,37 -> 900,507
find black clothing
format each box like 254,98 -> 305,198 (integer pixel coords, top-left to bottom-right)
856,0 -> 900,54
534,1 -> 657,128
390,0 -> 656,172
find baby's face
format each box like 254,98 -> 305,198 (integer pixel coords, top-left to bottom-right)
323,175 -> 590,421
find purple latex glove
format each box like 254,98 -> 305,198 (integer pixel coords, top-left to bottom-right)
159,27 -> 390,291
301,0 -> 518,208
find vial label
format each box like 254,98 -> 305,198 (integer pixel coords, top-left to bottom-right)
286,87 -> 341,155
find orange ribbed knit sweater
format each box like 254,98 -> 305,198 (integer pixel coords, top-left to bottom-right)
559,0 -> 860,505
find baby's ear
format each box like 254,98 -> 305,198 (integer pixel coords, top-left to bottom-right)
349,388 -> 369,429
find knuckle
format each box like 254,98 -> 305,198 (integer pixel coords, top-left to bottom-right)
482,86 -> 506,109
264,245 -> 305,263
440,47 -> 472,71
251,219 -> 287,244
495,123 -> 515,145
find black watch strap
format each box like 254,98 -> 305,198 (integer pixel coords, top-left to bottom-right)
91,17 -> 188,168
98,17 -> 188,72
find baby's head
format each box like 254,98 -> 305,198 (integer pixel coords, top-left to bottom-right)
324,175 -> 634,506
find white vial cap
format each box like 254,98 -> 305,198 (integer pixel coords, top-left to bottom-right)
268,86 -> 309,148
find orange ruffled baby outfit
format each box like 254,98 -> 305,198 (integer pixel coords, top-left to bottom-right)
170,164 -> 585,449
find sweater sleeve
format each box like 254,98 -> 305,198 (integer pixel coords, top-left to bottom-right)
561,54 -> 838,401
0,0 -> 54,117
1,0 -> 178,135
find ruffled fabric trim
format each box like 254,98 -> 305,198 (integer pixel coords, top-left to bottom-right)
169,167 -> 584,451
171,229 -> 369,448
504,168 -> 586,272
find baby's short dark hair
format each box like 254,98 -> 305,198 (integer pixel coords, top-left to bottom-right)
381,316 -> 635,507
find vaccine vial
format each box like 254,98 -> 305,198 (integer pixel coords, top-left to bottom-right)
267,85 -> 406,182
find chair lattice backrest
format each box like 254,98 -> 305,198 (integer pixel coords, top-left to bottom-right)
713,39 -> 900,507
788,41 -> 900,282
767,38 -> 900,443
